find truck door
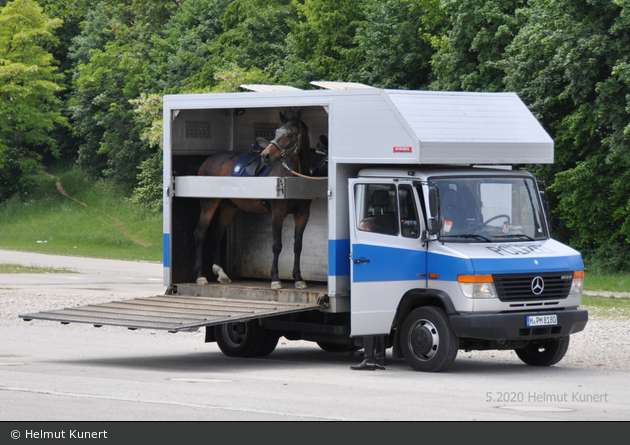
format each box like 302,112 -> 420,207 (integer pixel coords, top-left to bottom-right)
348,179 -> 428,336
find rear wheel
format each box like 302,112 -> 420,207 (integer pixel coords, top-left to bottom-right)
400,307 -> 458,372
214,321 -> 266,358
514,336 -> 570,366
256,331 -> 280,357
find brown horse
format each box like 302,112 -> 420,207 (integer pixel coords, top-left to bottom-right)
194,112 -> 312,289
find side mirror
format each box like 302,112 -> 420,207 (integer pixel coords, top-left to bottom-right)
427,218 -> 441,236
427,186 -> 442,235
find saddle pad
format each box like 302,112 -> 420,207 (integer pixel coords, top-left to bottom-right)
231,153 -> 273,177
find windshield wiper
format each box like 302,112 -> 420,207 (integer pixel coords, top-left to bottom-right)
492,234 -> 535,241
442,233 -> 491,242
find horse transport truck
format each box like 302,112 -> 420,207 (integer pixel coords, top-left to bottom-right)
21,82 -> 588,372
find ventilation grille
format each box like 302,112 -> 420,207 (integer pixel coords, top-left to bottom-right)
493,272 -> 572,301
254,122 -> 279,140
185,121 -> 211,139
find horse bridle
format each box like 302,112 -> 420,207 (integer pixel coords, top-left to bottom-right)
267,120 -> 327,180
269,120 -> 303,164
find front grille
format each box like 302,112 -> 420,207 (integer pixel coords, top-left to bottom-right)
493,272 -> 572,302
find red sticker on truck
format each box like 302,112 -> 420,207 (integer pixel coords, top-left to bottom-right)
393,146 -> 412,153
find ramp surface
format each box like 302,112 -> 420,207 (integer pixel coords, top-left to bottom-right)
19,289 -> 324,333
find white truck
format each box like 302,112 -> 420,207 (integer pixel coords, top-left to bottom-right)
21,82 -> 588,372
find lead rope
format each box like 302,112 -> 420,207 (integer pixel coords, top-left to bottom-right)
281,161 -> 328,180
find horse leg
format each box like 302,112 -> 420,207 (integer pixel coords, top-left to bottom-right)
209,200 -> 239,284
194,198 -> 221,285
292,201 -> 311,289
270,204 -> 287,290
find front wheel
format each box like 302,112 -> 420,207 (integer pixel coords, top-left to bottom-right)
514,336 -> 570,366
400,307 -> 458,372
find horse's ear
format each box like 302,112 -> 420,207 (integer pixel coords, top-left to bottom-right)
279,111 -> 287,124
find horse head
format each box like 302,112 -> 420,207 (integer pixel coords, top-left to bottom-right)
261,112 -> 309,172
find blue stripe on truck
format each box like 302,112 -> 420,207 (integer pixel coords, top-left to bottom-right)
352,244 -> 428,282
163,233 -> 170,268
328,239 -> 350,277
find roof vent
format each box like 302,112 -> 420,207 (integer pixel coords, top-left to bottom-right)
310,81 -> 374,90
240,84 -> 303,92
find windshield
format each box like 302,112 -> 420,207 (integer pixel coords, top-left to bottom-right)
432,176 -> 548,242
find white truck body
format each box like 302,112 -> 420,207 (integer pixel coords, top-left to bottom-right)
21,84 -> 587,372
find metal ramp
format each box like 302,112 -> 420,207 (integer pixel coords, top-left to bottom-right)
19,281 -> 326,333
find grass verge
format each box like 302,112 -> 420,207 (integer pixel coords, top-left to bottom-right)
0,166 -> 162,262
581,294 -> 630,320
584,272 -> 630,294
0,264 -> 76,274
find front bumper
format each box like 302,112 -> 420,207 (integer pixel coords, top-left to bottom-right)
450,309 -> 588,340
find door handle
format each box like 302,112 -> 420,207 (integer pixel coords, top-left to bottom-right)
354,258 -> 370,264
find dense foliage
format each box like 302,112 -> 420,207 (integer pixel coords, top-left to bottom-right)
0,0 -> 628,272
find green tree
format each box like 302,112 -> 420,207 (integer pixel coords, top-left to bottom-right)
503,0 -> 630,272
429,0 -> 526,92
0,0 -> 66,201
67,2 -> 163,186
282,0 -> 365,88
350,0 -> 439,89
145,0 -> 232,94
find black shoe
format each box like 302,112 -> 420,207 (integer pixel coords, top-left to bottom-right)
350,360 -> 377,371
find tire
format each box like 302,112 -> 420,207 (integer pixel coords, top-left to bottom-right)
256,332 -> 280,357
214,321 -> 266,358
316,342 -> 359,353
400,306 -> 458,372
515,336 -> 570,367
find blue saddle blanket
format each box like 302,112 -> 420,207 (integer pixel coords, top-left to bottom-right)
231,153 -> 273,177
231,152 -> 328,177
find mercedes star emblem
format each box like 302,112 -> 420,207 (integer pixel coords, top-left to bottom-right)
531,276 -> 545,295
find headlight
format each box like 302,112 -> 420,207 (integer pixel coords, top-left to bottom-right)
570,270 -> 584,295
458,275 -> 498,299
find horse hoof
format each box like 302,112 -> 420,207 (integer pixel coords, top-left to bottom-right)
196,277 -> 208,285
271,281 -> 282,290
212,264 -> 231,284
295,281 -> 307,289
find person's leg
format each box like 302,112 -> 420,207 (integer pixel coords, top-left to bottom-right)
374,335 -> 386,369
351,336 -> 376,370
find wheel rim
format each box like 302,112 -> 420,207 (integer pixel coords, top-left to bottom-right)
408,318 -> 439,361
220,323 -> 248,349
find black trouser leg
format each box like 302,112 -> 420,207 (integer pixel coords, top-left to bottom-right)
375,335 -> 385,367
363,336 -> 375,363
351,336 -> 377,370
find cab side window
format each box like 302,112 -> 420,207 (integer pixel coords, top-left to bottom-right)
398,184 -> 420,238
356,184 -> 399,236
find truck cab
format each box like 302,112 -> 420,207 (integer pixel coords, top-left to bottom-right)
349,167 -> 587,371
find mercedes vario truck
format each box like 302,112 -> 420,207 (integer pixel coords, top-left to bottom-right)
21,83 -> 588,372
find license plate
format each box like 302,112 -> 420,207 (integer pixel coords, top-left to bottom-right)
526,314 -> 558,327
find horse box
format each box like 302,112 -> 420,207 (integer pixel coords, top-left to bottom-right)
21,82 -> 588,372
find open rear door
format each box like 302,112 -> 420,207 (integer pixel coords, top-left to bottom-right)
19,281 -> 325,333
